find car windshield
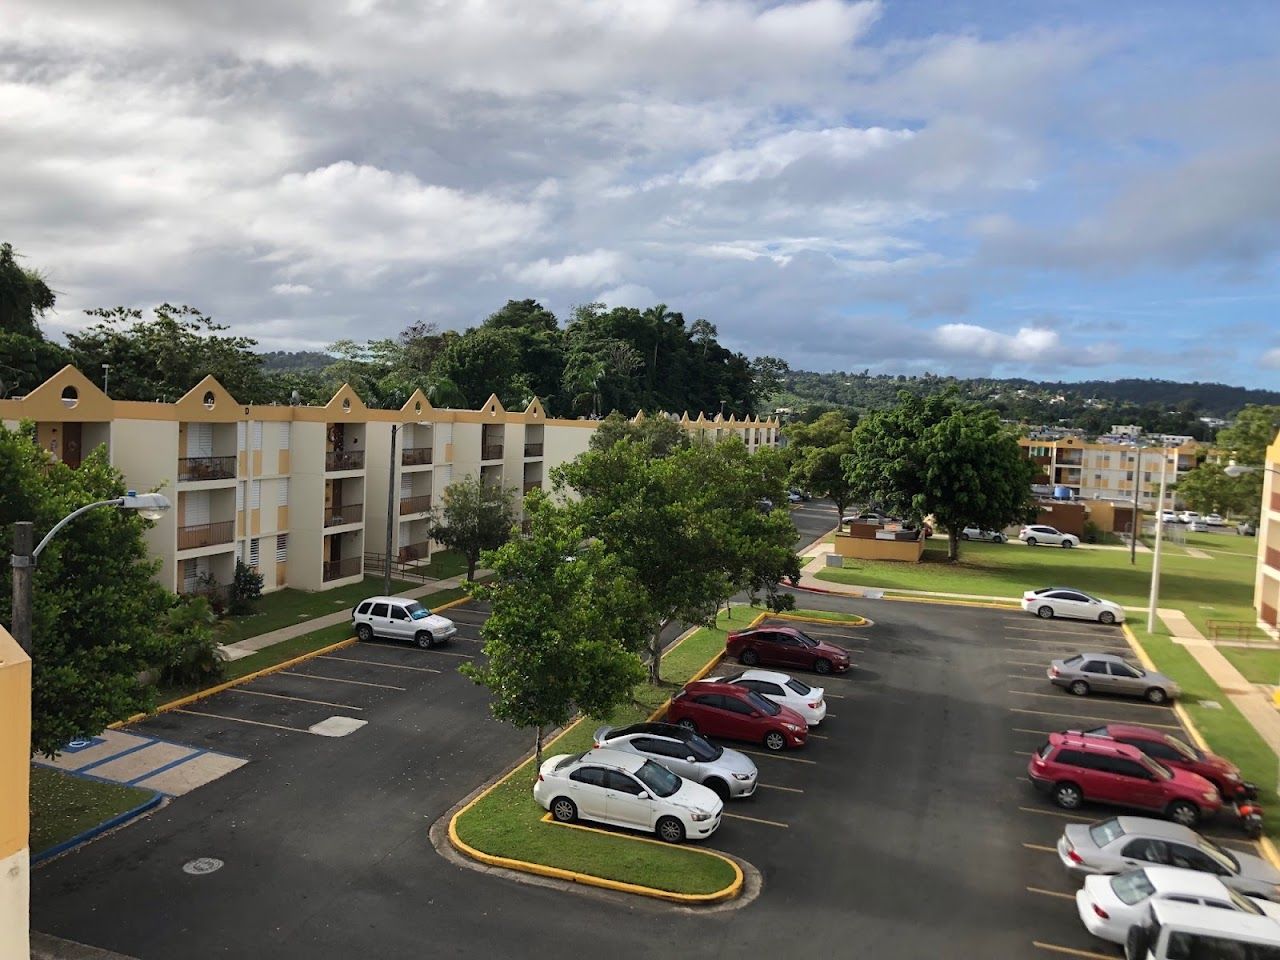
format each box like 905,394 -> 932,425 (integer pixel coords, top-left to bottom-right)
405,602 -> 431,621
1139,755 -> 1173,780
1197,840 -> 1239,873
1110,870 -> 1155,905
717,672 -> 744,684
634,760 -> 681,798
785,678 -> 812,696
1229,889 -> 1265,915
1064,655 -> 1083,667
1090,818 -> 1126,846
556,753 -> 584,771
1163,735 -> 1203,761
793,630 -> 820,648
746,692 -> 780,716
688,735 -> 722,762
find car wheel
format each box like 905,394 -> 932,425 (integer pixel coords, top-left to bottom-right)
656,816 -> 685,844
993,534 -> 1004,543
814,658 -> 832,675
1167,800 -> 1200,827
764,731 -> 787,752
1145,687 -> 1169,705
1069,680 -> 1090,697
1052,782 -> 1083,810
1026,537 -> 1037,546
676,718 -> 698,734
1099,611 -> 1116,625
1037,605 -> 1055,619
1126,924 -> 1152,960
704,778 -> 730,802
355,624 -> 373,642
961,532 -> 970,540
1062,540 -> 1074,549
740,648 -> 760,667
551,797 -> 577,823
415,631 -> 433,649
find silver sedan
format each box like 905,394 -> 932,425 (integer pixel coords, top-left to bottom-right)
1049,652 -> 1180,704
592,722 -> 758,800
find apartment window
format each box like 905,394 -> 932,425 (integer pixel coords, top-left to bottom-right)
1126,471 -> 1134,482
276,534 -> 287,563
279,422 -> 291,450
1143,472 -> 1151,483
250,480 -> 261,509
237,421 -> 247,451
249,538 -> 260,566
277,478 -> 289,506
252,421 -> 263,450
236,482 -> 244,512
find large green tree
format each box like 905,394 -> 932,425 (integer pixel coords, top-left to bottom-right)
463,493 -> 647,769
1217,405 -> 1280,465
784,411 -> 859,520
428,475 -> 519,581
1175,464 -> 1261,520
0,242 -> 71,397
845,393 -> 1037,561
587,411 -> 689,459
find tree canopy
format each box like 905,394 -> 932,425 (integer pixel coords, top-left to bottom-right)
0,242 -> 71,397
428,475 -> 518,581
784,411 -> 859,520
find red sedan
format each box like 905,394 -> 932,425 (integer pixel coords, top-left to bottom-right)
724,626 -> 851,675
667,681 -> 808,751
1073,723 -> 1255,800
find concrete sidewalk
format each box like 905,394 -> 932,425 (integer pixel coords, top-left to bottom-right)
218,572 -> 483,662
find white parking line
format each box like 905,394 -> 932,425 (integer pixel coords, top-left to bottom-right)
358,640 -> 473,659
1006,635 -> 1130,648
722,811 -> 789,829
1008,624 -> 1125,637
824,693 -> 847,700
282,671 -> 406,691
756,783 -> 804,794
1022,842 -> 1057,853
1007,689 -> 1175,712
1009,707 -> 1181,729
226,689 -> 364,711
1017,806 -> 1091,822
1032,941 -> 1115,959
809,733 -> 830,740
321,655 -> 441,673
1026,887 -> 1075,900
173,708 -> 312,733
737,748 -> 818,765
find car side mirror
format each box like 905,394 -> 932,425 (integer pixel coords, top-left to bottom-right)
749,711 -> 760,718
686,756 -> 696,763
638,791 -> 650,800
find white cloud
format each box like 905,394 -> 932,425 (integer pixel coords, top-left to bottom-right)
271,283 -> 313,296
507,250 -> 623,288
679,126 -> 913,188
1261,348 -> 1280,370
932,323 -> 1060,362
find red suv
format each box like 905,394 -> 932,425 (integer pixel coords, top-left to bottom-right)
724,626 -> 851,675
1072,724 -> 1254,801
667,681 -> 808,751
1028,732 -> 1222,826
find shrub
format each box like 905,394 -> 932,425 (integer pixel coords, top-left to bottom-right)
230,560 -> 263,615
158,596 -> 225,687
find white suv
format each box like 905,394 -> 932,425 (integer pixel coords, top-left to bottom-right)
352,596 -> 457,648
1019,525 -> 1080,548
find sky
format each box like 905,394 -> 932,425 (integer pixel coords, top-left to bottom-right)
3,0 -> 1280,387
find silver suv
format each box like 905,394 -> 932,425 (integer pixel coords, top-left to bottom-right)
352,596 -> 457,648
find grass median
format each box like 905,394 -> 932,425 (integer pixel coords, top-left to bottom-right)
451,605 -> 845,896
30,767 -> 156,854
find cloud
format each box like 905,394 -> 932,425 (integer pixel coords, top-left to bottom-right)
507,250 -> 623,288
1261,348 -> 1280,370
271,283 -> 313,296
932,323 -> 1060,362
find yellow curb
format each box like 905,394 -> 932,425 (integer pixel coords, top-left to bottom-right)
432,595 -> 472,613
879,593 -> 1020,611
109,636 -> 359,729
771,611 -> 871,628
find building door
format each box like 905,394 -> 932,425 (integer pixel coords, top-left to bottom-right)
62,423 -> 83,469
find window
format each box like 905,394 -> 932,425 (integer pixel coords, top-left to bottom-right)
1120,838 -> 1170,864
276,534 -> 287,563
1109,871 -> 1155,906
389,606 -> 409,621
1081,661 -> 1108,674
745,691 -> 781,715
693,695 -> 722,709
785,677 -> 812,696
1091,818 -> 1126,846
1102,757 -> 1151,780
570,767 -> 607,788
1056,749 -> 1106,770
252,421 -> 263,450
236,482 -> 244,512
633,760 -> 681,798
250,481 -> 261,509
632,737 -> 684,759
1167,932 -> 1280,959
1109,662 -> 1141,679
1060,592 -> 1091,602
277,479 -> 289,506
237,421 -> 246,451
755,682 -> 784,696
279,422 -> 290,450
249,538 -> 260,566
720,697 -> 756,716
604,771 -> 644,795
355,601 -> 372,615
371,602 -> 389,618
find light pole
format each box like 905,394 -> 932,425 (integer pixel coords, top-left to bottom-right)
1224,463 -> 1280,479
102,363 -> 111,397
1130,443 -> 1148,565
9,492 -> 170,654
384,424 -> 399,597
1146,448 -> 1171,632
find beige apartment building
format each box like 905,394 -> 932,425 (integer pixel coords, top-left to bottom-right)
1253,428 -> 1280,638
1020,437 -> 1198,510
1,366 -> 778,598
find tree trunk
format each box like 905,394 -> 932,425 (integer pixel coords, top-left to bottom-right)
648,622 -> 666,684
466,554 -> 476,582
948,528 -> 959,562
534,724 -> 544,772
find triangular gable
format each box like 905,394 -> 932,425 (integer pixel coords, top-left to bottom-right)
681,412 -> 692,425
325,383 -> 368,414
694,412 -> 708,425
523,396 -> 545,420
175,375 -> 241,419
480,393 -> 505,418
400,389 -> 433,418
631,410 -> 646,424
16,365 -> 114,421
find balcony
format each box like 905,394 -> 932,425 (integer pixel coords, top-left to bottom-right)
178,456 -> 236,482
399,494 -> 433,516
397,541 -> 431,562
402,447 -> 433,466
482,443 -> 504,461
324,502 -> 364,527
177,521 -> 235,551
326,450 -> 365,472
323,557 -> 362,582
523,442 -> 543,458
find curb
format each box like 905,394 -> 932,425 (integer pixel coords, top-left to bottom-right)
32,791 -> 165,865
787,579 -> 1020,611
770,611 -> 871,628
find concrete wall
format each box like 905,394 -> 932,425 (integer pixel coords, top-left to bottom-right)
1256,429 -> 1280,636
833,529 -> 925,562
113,418 -> 180,591
290,421 -> 328,591
0,627 -> 30,960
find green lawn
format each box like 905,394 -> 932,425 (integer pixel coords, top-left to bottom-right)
453,606 -> 853,896
401,548 -> 468,580
29,767 -> 156,854
213,575 -> 423,645
1218,647 -> 1280,686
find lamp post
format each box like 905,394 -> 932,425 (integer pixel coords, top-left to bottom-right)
384,424 -> 399,597
1224,463 -> 1280,479
9,492 -> 170,654
1146,448 -> 1171,633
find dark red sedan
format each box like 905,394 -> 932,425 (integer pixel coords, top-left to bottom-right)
1074,724 -> 1255,800
724,626 -> 851,675
667,681 -> 808,751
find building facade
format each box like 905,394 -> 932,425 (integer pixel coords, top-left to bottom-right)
1,366 -> 779,597
1020,437 -> 1197,510
1253,429 -> 1280,638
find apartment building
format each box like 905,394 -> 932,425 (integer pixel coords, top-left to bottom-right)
1,366 -> 779,597
1253,428 -> 1280,638
1019,437 -> 1198,509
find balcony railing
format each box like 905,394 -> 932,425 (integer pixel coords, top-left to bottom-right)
522,481 -> 541,495
481,443 -> 504,461
402,446 -> 433,466
523,442 -> 543,458
326,450 -> 365,471
178,456 -> 236,482
399,494 -> 433,516
323,557 -> 362,582
177,520 -> 235,550
397,541 -> 431,563
324,502 -> 363,527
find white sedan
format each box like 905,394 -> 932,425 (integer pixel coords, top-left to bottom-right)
533,748 -> 722,843
705,669 -> 828,726
961,527 -> 1006,542
1019,525 -> 1080,548
1022,587 -> 1126,624
1077,866 -> 1280,944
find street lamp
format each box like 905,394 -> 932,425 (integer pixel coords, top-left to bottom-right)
9,492 -> 171,654
1224,463 -> 1280,478
1146,449 -> 1172,632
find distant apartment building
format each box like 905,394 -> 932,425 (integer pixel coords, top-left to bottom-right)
1111,424 -> 1143,438
1019,437 -> 1197,510
1253,428 -> 1280,638
1,366 -> 779,597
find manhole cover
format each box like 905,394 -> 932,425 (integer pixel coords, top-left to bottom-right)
183,857 -> 224,876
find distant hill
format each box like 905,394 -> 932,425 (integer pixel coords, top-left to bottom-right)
259,350 -> 332,372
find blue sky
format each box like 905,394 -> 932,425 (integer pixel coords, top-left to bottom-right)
2,1 -> 1278,386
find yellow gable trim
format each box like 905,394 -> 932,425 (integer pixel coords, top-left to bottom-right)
2,365 -> 113,421
400,389 -> 433,418
174,375 -> 243,421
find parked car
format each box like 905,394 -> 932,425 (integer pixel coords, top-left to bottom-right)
667,681 -> 808,751
1022,586 -> 1126,624
704,669 -> 828,726
788,488 -> 810,502
1048,653 -> 1180,704
756,498 -> 774,513
1019,524 -> 1080,548
351,596 -> 457,648
1076,866 -> 1280,945
787,491 -> 803,504
842,511 -> 898,525
961,527 -> 1006,542
1073,724 -> 1252,800
533,748 -> 722,843
1238,521 -> 1257,536
591,722 -> 758,800
1188,519 -> 1209,533
724,625 -> 851,675
1055,816 -> 1280,900
1122,898 -> 1280,959
1159,510 -> 1178,524
1179,511 -> 1202,525
1205,513 -> 1226,526
1029,733 -> 1220,825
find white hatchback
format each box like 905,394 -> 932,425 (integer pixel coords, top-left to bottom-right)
352,596 -> 458,648
534,748 -> 722,843
705,669 -> 828,726
1019,525 -> 1080,548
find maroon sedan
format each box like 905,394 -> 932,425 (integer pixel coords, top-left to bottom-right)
1074,724 -> 1255,800
667,681 -> 808,751
724,626 -> 851,675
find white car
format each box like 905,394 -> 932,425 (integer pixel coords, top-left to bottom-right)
1205,513 -> 1226,526
842,511 -> 897,525
1188,519 -> 1209,533
1019,525 -> 1080,548
1022,587 -> 1126,624
351,595 -> 457,648
1077,866 -> 1280,945
1178,511 -> 1202,525
705,669 -> 828,726
533,748 -> 722,844
961,527 -> 1006,543
1159,510 -> 1178,524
